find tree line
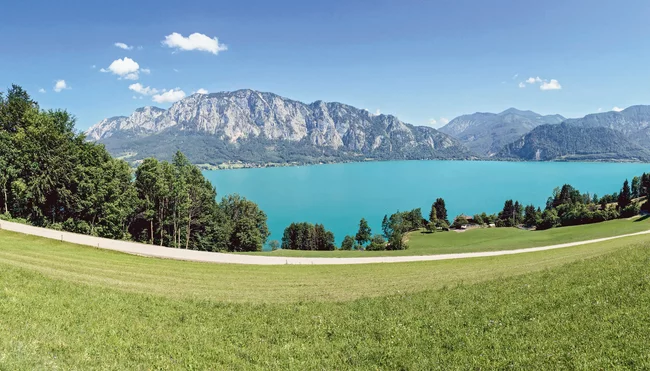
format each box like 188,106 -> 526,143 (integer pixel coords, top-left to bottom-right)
0,85 -> 269,252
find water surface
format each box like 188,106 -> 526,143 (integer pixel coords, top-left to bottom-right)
204,161 -> 650,245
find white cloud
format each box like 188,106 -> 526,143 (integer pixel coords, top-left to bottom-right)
195,88 -> 208,94
429,118 -> 437,126
141,68 -> 151,74
102,57 -> 141,80
162,32 -> 228,54
53,80 -> 69,92
597,107 -> 603,112
173,68 -> 179,72
512,73 -> 519,80
539,79 -> 562,90
440,117 -> 450,125
612,106 -> 624,112
526,76 -> 542,84
129,83 -> 159,96
91,65 -> 96,69
114,42 -> 133,50
152,88 -> 186,103
518,82 -> 526,88
375,109 -> 381,115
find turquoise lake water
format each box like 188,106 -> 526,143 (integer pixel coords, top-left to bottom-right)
203,161 -> 650,245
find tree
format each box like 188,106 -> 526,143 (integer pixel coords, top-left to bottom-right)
452,215 -> 468,229
341,235 -> 355,250
537,209 -> 559,230
381,214 -> 392,238
618,179 -> 632,210
355,218 -> 372,247
366,234 -> 386,251
425,221 -> 436,233
269,240 -> 280,251
499,200 -> 516,227
387,230 -> 407,250
523,204 -> 539,227
221,194 -> 270,252
632,176 -> 641,199
433,198 -> 448,224
429,204 -> 437,223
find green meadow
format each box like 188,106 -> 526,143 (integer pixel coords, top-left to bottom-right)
243,217 -> 650,257
1,228 -> 650,369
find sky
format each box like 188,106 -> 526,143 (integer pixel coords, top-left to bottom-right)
2,0 -> 650,131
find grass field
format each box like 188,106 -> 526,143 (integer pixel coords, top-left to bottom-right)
242,217 -> 650,257
1,229 -> 650,368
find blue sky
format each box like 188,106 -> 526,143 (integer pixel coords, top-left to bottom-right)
2,0 -> 650,130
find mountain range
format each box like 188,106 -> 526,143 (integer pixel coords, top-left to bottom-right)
438,108 -> 565,156
88,90 -> 472,166
87,90 -> 650,165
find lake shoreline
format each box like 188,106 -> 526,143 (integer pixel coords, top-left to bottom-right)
197,157 -> 650,171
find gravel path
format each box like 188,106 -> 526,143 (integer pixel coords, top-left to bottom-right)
2,220 -> 648,265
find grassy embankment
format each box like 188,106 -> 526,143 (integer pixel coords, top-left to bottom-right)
243,216 -> 650,257
1,228 -> 650,369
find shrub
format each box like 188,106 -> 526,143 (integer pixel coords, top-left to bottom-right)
366,235 -> 386,251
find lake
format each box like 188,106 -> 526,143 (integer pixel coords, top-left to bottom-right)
203,161 -> 650,245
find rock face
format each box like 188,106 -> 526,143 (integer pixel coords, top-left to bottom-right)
497,123 -> 650,162
439,108 -> 565,156
87,89 -> 471,164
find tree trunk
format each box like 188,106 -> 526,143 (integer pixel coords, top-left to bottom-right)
150,220 -> 154,245
2,187 -> 8,215
185,215 -> 191,249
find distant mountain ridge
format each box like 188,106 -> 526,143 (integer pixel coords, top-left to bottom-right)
439,108 -> 565,156
497,123 -> 650,162
87,89 -> 472,165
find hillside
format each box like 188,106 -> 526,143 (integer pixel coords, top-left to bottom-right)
439,108 -> 565,156
497,123 -> 650,161
88,90 -> 472,165
563,105 -> 650,146
2,228 -> 650,368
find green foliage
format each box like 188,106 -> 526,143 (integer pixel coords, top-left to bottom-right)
620,203 -> 640,218
340,235 -> 355,251
451,215 -> 469,229
269,240 -> 280,251
618,179 -> 632,210
366,234 -> 387,251
537,209 -> 559,230
0,86 -> 268,253
281,222 -> 335,251
381,214 -> 391,239
355,218 -> 372,246
387,230 -> 408,250
428,204 -> 437,223
433,198 -> 448,224
220,194 -> 269,252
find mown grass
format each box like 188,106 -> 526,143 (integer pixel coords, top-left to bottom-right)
243,217 -> 650,257
1,231 -> 650,369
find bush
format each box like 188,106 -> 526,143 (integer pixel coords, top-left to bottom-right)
451,215 -> 468,229
340,235 -> 355,250
366,235 -> 386,251
620,203 -> 640,218
387,231 -> 408,250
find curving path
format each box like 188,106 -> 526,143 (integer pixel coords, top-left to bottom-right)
1,219 -> 649,265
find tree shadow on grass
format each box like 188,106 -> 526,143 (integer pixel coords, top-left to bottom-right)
634,215 -> 650,222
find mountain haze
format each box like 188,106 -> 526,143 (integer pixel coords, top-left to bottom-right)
87,89 -> 471,165
439,108 -> 565,156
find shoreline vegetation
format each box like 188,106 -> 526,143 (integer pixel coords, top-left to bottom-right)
194,157 -> 648,171
2,84 -> 650,256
